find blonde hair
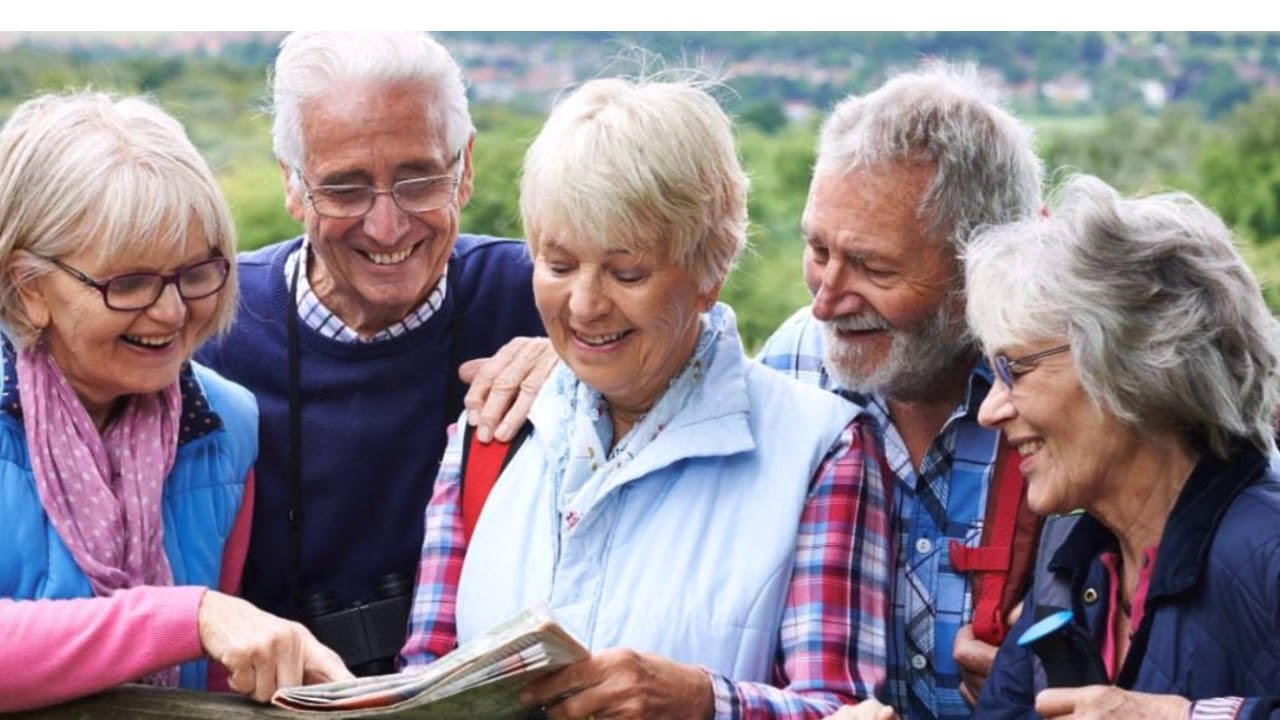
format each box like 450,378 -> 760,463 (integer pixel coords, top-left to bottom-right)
520,77 -> 748,292
0,92 -> 238,348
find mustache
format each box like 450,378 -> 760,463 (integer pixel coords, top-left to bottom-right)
823,313 -> 891,332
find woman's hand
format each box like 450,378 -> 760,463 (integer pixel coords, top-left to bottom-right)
1036,686 -> 1191,719
196,591 -> 352,702
518,647 -> 713,720
823,699 -> 899,720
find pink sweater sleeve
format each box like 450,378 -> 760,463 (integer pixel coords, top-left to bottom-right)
0,584 -> 206,712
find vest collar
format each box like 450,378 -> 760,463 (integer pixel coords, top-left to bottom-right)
1049,443 -> 1269,599
1,336 -> 223,446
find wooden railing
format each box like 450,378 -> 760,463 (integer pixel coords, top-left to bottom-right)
8,685 -> 301,719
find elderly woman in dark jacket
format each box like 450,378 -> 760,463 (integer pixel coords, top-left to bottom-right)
965,174 -> 1280,720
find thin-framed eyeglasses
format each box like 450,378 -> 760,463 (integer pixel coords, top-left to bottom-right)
296,149 -> 464,219
993,344 -> 1070,389
37,252 -> 231,311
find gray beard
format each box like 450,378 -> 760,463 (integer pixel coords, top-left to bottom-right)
822,297 -> 976,402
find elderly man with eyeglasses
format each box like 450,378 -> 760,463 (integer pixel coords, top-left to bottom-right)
196,31 -> 544,677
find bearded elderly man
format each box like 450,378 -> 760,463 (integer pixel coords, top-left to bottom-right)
197,31 -> 544,676
756,63 -> 1043,720
464,62 -> 1044,720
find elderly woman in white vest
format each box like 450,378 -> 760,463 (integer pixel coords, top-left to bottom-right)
400,76 -> 892,719
0,92 -> 349,712
967,175 -> 1280,720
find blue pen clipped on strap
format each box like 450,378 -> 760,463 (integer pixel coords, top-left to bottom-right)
1017,609 -> 1108,688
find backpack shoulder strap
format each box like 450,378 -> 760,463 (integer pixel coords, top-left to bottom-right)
1030,512 -> 1083,620
949,439 -> 1045,645
459,421 -> 533,543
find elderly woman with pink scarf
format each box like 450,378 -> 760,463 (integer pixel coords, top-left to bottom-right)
0,92 -> 350,712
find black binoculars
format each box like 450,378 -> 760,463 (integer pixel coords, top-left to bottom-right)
302,573 -> 415,677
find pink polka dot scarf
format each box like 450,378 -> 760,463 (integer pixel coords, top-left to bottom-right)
17,343 -> 182,686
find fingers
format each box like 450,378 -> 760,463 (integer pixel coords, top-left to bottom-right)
303,636 -> 355,684
952,623 -> 997,705
525,650 -> 714,720
823,699 -> 900,720
1037,687 -> 1190,720
462,337 -> 556,442
1035,687 -> 1083,718
520,658 -> 596,708
959,682 -> 978,707
952,624 -> 998,671
197,591 -> 345,704
1006,599 -> 1024,627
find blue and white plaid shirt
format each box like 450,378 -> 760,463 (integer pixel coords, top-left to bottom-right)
758,306 -> 999,720
284,240 -> 446,343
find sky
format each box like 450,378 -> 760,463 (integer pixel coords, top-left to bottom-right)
6,0 -> 1276,32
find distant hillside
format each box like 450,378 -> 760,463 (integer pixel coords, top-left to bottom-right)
2,31 -> 1277,120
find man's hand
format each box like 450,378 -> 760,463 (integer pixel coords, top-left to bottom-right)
459,337 -> 556,442
1036,686 -> 1190,719
953,623 -> 998,706
822,699 -> 899,720
196,591 -> 352,703
518,647 -> 714,720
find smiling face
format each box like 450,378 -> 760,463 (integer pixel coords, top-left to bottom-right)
532,234 -> 717,421
977,341 -> 1141,516
16,231 -> 225,428
283,79 -> 474,337
802,163 -> 975,401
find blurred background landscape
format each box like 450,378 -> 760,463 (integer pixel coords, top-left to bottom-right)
2,30 -> 1278,350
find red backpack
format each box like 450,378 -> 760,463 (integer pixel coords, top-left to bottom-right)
459,422 -> 532,543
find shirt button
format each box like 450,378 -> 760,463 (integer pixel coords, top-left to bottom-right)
911,653 -> 928,670
915,537 -> 932,554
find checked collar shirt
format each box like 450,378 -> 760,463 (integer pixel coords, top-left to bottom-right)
758,307 -> 999,720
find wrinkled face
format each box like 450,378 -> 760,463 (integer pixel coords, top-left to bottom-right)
977,341 -> 1138,515
283,79 -> 473,337
802,163 -> 973,400
16,232 -> 224,427
532,234 -> 717,418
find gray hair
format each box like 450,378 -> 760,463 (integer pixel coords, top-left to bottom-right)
817,60 -> 1043,252
270,31 -> 473,172
520,76 -> 748,293
965,173 -> 1280,459
0,92 -> 238,349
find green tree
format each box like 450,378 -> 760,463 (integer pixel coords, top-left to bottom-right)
1199,92 -> 1280,246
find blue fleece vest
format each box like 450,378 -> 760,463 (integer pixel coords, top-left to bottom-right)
0,360 -> 258,689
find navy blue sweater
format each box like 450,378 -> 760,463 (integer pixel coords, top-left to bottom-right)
197,234 -> 544,621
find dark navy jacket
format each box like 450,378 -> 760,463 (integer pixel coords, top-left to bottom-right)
976,445 -> 1280,720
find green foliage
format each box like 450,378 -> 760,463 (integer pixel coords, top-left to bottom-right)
220,154 -> 298,251
466,105 -> 542,241
1199,93 -> 1280,245
739,101 -> 788,134
1036,103 -> 1205,194
727,123 -> 819,352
